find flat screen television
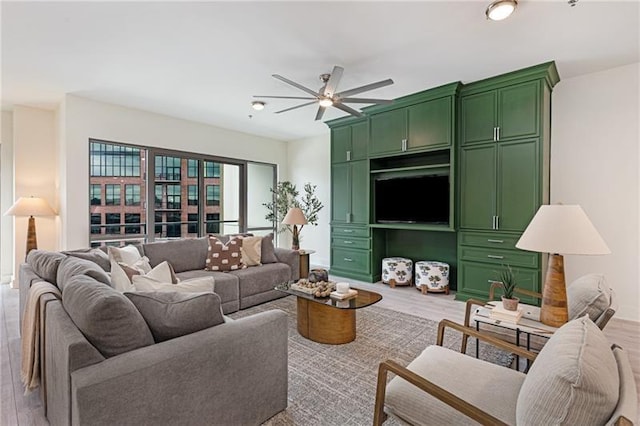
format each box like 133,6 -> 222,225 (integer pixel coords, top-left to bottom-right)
374,174 -> 450,225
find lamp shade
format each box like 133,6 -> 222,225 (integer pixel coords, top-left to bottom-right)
282,207 -> 308,226
516,204 -> 610,255
4,196 -> 56,217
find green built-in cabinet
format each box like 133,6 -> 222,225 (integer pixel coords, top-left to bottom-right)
326,62 -> 559,289
455,62 -> 560,303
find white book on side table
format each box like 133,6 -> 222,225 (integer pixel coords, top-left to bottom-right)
489,302 -> 524,324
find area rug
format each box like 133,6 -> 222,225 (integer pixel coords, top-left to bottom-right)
229,295 -> 514,426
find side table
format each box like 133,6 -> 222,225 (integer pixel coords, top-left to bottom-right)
298,249 -> 316,279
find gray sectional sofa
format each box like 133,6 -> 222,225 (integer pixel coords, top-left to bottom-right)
19,235 -> 299,426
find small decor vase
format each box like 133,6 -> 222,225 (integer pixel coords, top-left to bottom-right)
501,296 -> 520,311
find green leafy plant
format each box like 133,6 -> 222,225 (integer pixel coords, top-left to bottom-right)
496,264 -> 518,299
263,181 -> 323,236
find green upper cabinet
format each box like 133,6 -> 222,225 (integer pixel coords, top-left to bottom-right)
366,82 -> 460,158
330,118 -> 368,163
330,160 -> 369,225
461,80 -> 540,146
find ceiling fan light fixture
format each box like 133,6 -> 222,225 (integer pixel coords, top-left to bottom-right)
251,101 -> 265,111
319,98 -> 333,107
486,0 -> 517,21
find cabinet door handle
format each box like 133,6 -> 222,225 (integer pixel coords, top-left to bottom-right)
343,240 -> 353,244
493,127 -> 497,142
495,216 -> 499,229
343,229 -> 353,233
487,239 -> 504,243
401,139 -> 407,151
489,279 -> 504,284
346,212 -> 351,223
496,127 -> 500,141
344,257 -> 353,262
491,216 -> 496,229
346,150 -> 351,161
487,255 -> 504,259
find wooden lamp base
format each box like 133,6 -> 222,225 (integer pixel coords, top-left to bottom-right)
25,215 -> 38,260
540,253 -> 569,327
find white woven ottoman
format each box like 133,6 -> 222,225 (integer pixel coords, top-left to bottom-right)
415,261 -> 450,295
382,257 -> 413,288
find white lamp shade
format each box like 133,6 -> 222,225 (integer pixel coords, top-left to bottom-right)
282,207 -> 308,225
516,204 -> 610,255
4,196 -> 56,217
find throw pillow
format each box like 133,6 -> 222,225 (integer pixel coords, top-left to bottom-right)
107,245 -> 146,266
205,235 -> 246,272
26,250 -> 67,286
241,236 -> 263,266
62,248 -> 111,272
131,275 -> 215,293
261,232 -> 278,264
516,315 -> 619,425
62,274 -> 154,358
56,255 -> 112,292
111,260 -> 176,292
124,291 -> 224,342
567,273 -> 611,322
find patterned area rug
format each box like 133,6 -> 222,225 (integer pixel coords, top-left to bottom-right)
229,295 -> 514,426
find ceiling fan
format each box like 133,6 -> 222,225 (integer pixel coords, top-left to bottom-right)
254,65 -> 394,121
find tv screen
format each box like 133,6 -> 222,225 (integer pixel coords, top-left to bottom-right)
374,174 -> 450,225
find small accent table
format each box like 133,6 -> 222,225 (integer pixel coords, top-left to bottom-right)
297,249 -> 316,278
472,301 -> 558,371
275,281 -> 382,344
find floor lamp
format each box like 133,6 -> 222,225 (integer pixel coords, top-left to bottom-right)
4,196 -> 57,260
515,204 -> 610,327
282,207 -> 308,251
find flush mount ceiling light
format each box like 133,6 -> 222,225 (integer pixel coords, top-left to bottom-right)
251,101 -> 265,110
486,0 -> 517,21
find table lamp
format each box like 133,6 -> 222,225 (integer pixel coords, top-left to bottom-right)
515,204 -> 610,327
4,196 -> 57,259
282,207 -> 307,251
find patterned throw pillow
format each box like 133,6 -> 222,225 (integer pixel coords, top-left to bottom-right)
205,235 -> 246,272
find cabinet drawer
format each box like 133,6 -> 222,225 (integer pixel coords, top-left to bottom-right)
459,246 -> 538,269
459,232 -> 521,250
331,236 -> 370,250
331,226 -> 370,238
331,248 -> 370,273
458,261 -> 540,305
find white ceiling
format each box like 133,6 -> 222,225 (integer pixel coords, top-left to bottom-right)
2,1 -> 639,141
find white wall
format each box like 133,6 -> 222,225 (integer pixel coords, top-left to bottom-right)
287,133 -> 331,269
1,111 -> 15,284
61,95 -> 290,249
552,62 -> 639,322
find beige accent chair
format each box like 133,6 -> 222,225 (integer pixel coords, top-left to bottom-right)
374,316 -> 637,425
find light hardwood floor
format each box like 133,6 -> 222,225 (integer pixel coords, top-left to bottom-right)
2,277 -> 639,425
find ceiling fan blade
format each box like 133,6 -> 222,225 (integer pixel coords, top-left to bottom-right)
272,74 -> 320,98
339,97 -> 394,104
253,95 -> 316,100
314,105 -> 326,121
335,78 -> 394,98
323,65 -> 344,97
274,101 -> 317,114
332,102 -> 363,117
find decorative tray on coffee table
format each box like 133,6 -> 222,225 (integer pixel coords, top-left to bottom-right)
290,279 -> 336,298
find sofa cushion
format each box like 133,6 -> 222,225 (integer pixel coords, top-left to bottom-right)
56,255 -> 111,291
107,245 -> 146,266
26,250 -> 67,285
261,233 -> 278,264
142,237 -> 209,272
205,235 -> 246,272
62,248 -> 111,272
241,236 -> 263,266
567,273 -> 611,322
175,270 -> 239,314
516,315 -> 619,425
62,274 -> 154,358
131,275 -> 214,293
124,291 -> 224,342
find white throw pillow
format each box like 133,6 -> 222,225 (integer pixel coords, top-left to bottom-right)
108,245 -> 145,266
132,275 -> 215,293
111,260 -> 175,292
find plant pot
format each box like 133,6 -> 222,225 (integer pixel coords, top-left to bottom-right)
501,296 -> 520,311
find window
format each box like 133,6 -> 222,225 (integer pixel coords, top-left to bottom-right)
125,184 -> 141,206
125,213 -> 141,234
206,213 -> 220,234
90,142 -> 142,177
105,213 -> 121,234
166,212 -> 181,238
188,185 -> 198,206
91,213 -> 102,234
105,184 -> 121,206
155,185 -> 163,208
206,185 -> 220,206
204,161 -> 220,178
155,212 -> 163,235
90,184 -> 102,206
188,159 -> 198,178
188,213 -> 199,234
166,185 -> 181,209
156,155 -> 181,181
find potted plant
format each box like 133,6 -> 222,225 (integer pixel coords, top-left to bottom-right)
497,264 -> 519,311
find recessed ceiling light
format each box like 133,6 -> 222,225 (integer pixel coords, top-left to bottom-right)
251,101 -> 265,111
486,0 -> 517,21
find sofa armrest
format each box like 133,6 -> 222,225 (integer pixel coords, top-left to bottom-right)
70,309 -> 288,426
274,247 -> 300,281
